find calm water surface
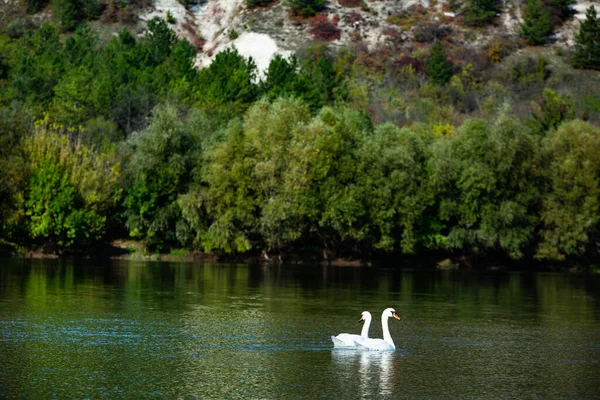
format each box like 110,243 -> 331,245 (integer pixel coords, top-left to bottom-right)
1,259 -> 599,399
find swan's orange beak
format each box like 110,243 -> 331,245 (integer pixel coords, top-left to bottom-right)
358,316 -> 364,323
392,312 -> 400,320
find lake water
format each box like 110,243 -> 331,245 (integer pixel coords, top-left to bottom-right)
1,259 -> 599,399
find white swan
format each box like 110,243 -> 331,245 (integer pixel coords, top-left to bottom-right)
355,308 -> 400,351
331,311 -> 372,348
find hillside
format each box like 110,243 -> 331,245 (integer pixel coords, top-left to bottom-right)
141,0 -> 597,73
140,0 -> 598,73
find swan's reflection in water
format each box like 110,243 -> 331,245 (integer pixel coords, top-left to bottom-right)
331,350 -> 396,398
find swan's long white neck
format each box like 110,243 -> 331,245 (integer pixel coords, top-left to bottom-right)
381,313 -> 395,349
360,316 -> 372,338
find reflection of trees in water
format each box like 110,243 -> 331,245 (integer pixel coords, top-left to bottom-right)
2,260 -> 600,398
3,262 -> 600,325
331,350 -> 397,399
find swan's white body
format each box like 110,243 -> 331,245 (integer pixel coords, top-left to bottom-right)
355,308 -> 400,351
331,311 -> 372,348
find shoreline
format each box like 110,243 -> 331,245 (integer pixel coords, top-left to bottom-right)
2,240 -> 598,273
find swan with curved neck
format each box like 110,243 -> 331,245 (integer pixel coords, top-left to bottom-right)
355,308 -> 400,351
331,311 -> 372,348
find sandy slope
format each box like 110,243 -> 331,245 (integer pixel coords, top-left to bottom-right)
143,0 -> 600,71
145,0 -> 290,74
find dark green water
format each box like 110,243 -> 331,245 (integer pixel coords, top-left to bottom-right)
1,260 -> 599,399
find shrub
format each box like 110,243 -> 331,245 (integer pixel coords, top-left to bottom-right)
308,15 -> 341,41
487,40 -> 503,63
166,10 -> 175,24
394,55 -> 425,74
414,23 -> 452,43
246,0 -> 275,7
339,0 -> 361,7
228,29 -> 239,40
345,11 -> 363,24
528,89 -> 574,135
287,0 -> 327,17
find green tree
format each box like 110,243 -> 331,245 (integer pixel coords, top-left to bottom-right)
356,124 -> 431,253
26,160 -> 105,252
528,89 -> 575,135
282,106 -> 370,258
145,17 -> 178,65
537,120 -> 600,260
195,47 -> 259,113
53,0 -> 100,31
429,108 -> 541,259
53,0 -> 78,31
202,98 -> 312,253
123,104 -> 195,247
572,6 -> 600,70
20,119 -> 121,252
262,54 -> 321,109
286,0 -> 327,17
426,41 -> 452,85
312,55 -> 336,104
52,65 -> 96,126
520,0 -> 553,45
64,23 -> 97,68
0,105 -> 33,242
464,0 -> 499,26
9,22 -> 65,106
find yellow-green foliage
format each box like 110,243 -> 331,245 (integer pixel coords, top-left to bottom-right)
14,116 -> 121,251
23,116 -> 121,213
386,12 -> 421,30
433,123 -> 456,138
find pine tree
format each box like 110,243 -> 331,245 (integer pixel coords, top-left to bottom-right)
573,6 -> 600,70
53,0 -> 100,31
426,41 -> 452,85
286,0 -> 327,17
464,0 -> 499,26
520,0 -> 553,45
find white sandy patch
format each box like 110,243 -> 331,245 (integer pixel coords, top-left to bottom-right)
233,32 -> 293,76
573,2 -> 598,20
197,31 -> 292,77
555,2 -> 598,46
189,0 -> 292,76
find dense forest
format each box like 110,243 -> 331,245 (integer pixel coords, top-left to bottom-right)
1,0 -> 600,265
